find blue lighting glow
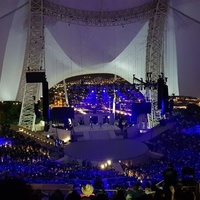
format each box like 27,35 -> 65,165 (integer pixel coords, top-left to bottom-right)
182,125 -> 200,135
102,89 -> 110,104
82,88 -> 98,106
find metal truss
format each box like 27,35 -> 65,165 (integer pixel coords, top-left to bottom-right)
18,0 -> 45,130
17,0 -> 169,130
147,89 -> 161,128
146,0 -> 168,79
43,0 -> 157,26
145,0 -> 169,127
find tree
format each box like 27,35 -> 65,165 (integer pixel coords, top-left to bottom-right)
0,101 -> 21,124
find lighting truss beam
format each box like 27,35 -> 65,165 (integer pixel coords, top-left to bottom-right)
43,0 -> 157,26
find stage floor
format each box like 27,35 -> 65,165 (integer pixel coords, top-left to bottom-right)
73,124 -> 121,132
64,139 -> 149,162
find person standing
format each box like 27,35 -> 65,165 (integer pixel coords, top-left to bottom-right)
90,121 -> 93,130
163,163 -> 178,200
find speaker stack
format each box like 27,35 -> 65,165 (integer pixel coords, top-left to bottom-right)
157,76 -> 169,113
26,70 -> 50,121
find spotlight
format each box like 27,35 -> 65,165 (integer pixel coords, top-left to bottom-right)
46,135 -> 50,139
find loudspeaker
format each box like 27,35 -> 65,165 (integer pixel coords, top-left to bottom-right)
163,84 -> 169,99
157,78 -> 164,109
157,77 -> 169,110
26,72 -> 46,83
42,80 -> 50,121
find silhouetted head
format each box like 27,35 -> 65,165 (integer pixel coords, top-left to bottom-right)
0,178 -> 33,200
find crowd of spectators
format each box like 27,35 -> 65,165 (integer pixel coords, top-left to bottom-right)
126,114 -> 200,184
0,177 -> 196,200
0,125 -> 128,186
0,108 -> 200,199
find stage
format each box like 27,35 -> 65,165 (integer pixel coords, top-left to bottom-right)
63,139 -> 149,162
72,124 -> 122,141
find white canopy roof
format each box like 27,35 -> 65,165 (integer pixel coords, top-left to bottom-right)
0,0 -> 200,101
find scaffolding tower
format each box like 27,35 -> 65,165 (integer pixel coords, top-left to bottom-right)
18,0 -> 45,130
145,0 -> 169,127
17,0 -> 169,130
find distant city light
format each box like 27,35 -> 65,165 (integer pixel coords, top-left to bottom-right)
107,160 -> 112,165
100,164 -> 105,169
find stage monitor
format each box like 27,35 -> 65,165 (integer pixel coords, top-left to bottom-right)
50,107 -> 74,120
132,102 -> 151,115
